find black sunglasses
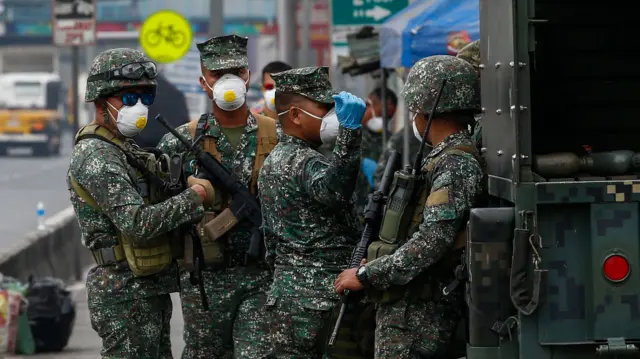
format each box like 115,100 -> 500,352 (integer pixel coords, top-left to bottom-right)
88,61 -> 158,82
120,92 -> 155,106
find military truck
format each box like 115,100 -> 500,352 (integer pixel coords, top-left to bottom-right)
463,0 -> 639,358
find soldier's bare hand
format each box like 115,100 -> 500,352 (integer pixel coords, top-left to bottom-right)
191,184 -> 207,202
188,176 -> 215,204
334,268 -> 364,294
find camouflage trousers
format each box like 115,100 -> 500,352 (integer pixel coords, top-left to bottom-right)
374,293 -> 462,359
179,265 -> 273,359
89,294 -> 173,359
265,296 -> 337,359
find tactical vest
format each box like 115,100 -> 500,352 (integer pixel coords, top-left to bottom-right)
187,113 -> 278,266
68,124 -> 184,277
366,145 -> 481,304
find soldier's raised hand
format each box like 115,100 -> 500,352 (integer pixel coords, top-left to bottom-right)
332,91 -> 366,130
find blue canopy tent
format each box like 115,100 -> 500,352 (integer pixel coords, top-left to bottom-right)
380,0 -> 480,68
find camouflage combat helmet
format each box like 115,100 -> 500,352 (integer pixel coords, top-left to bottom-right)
401,55 -> 480,115
85,48 -> 157,103
456,40 -> 481,76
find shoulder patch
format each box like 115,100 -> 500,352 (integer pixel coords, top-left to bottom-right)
426,188 -> 450,207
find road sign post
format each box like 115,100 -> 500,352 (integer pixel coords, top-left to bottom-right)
331,0 -> 409,47
52,0 -> 96,137
52,0 -> 96,47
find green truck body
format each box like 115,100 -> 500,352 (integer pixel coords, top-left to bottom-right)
463,0 -> 640,358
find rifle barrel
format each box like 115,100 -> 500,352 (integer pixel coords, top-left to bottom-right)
155,114 -> 194,149
327,150 -> 400,348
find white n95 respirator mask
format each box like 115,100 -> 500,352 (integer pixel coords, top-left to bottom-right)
107,99 -> 148,138
203,74 -> 248,111
264,89 -> 276,111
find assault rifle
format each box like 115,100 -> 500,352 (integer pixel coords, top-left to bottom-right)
155,115 -> 265,307
328,150 -> 400,347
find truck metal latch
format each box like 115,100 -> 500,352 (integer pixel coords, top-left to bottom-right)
596,338 -> 639,356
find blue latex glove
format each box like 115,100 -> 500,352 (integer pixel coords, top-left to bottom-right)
361,157 -> 377,189
332,91 -> 366,129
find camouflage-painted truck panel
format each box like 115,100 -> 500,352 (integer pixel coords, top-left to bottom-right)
536,181 -> 640,343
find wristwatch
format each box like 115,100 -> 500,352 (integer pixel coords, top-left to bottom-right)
355,265 -> 369,286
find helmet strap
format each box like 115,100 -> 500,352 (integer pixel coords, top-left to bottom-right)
102,105 -> 110,124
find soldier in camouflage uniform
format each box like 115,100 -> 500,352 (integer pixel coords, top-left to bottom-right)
334,55 -> 484,358
257,67 -> 366,358
68,48 -> 212,358
157,35 -> 275,359
456,39 -> 482,150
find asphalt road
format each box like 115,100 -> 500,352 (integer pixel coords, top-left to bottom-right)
0,132 -> 74,246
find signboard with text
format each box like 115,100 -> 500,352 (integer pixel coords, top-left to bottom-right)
331,0 -> 408,46
52,0 -> 96,46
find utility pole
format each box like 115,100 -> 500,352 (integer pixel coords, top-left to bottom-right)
207,0 -> 224,112
209,0 -> 224,37
71,47 -> 79,135
299,0 -> 312,66
276,0 -> 297,67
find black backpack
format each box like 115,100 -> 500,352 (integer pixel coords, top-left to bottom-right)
25,276 -> 76,352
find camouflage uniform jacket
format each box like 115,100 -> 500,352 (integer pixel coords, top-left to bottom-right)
364,130 -> 483,289
373,130 -> 426,188
157,112 -> 266,267
68,137 -> 204,305
258,126 -> 362,302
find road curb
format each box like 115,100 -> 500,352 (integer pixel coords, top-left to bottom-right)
0,206 -> 91,282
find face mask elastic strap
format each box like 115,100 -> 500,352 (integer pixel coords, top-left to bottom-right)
296,107 -> 323,120
105,101 -> 119,123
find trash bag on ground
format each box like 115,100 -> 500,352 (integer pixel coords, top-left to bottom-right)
25,276 -> 76,353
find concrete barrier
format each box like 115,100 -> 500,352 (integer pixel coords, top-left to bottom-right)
0,206 -> 91,282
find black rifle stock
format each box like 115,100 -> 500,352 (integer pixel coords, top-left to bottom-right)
328,150 -> 401,347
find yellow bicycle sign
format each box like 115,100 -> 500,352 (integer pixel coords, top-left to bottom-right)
140,10 -> 193,64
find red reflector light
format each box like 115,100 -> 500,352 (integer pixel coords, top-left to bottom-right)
603,255 -> 630,282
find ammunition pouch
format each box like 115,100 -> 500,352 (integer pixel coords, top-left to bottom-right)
195,211 -> 228,266
119,234 -> 174,276
70,124 -> 186,276
187,113 -> 278,267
